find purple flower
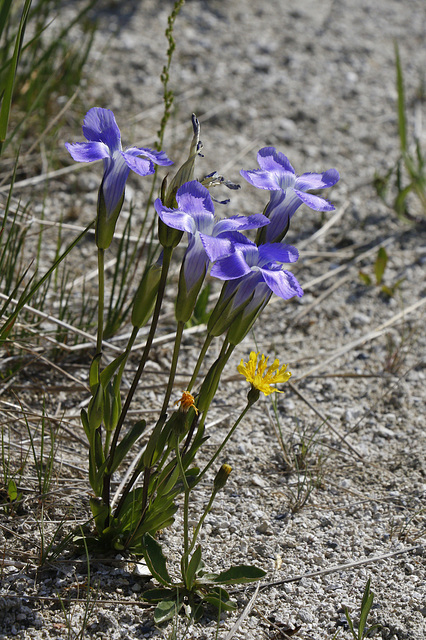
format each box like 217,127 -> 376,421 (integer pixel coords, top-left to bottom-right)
65,108 -> 173,219
241,147 -> 339,243
210,239 -> 303,307
154,181 -> 269,292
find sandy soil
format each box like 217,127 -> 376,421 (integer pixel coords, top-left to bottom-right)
1,1 -> 425,639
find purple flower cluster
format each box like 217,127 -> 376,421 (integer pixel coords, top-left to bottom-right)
66,110 -> 339,323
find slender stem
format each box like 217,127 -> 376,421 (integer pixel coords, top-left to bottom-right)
187,332 -> 214,392
197,341 -> 233,433
160,320 -> 184,415
175,440 -> 190,577
187,490 -> 216,557
96,248 -> 105,357
195,401 -> 252,486
101,246 -> 173,516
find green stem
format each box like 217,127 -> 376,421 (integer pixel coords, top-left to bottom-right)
187,332 -> 214,392
160,320 -> 184,415
187,490 -> 216,557
101,246 -> 173,517
175,439 -> 190,577
96,247 -> 105,357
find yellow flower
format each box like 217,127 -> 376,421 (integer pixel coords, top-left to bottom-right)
238,351 -> 291,396
176,390 -> 199,414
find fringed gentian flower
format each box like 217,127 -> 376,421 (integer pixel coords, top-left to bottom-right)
208,239 -> 303,343
65,107 -> 173,248
154,180 -> 269,322
241,147 -> 339,243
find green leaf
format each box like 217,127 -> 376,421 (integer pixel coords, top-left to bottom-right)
184,544 -> 202,589
359,271 -> 372,286
99,352 -> 128,388
359,580 -> 374,639
142,588 -> 176,603
109,420 -> 146,474
212,564 -> 266,585
374,248 -> 388,285
201,586 -> 237,612
154,598 -> 181,624
394,42 -> 407,153
0,0 -> 32,152
7,479 -> 17,501
141,533 -> 172,587
380,284 -> 394,299
80,409 -> 90,440
345,607 -> 357,640
89,497 -> 109,534
89,353 -> 101,392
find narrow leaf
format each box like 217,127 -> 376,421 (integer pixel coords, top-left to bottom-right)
212,564 -> 266,585
185,544 -> 202,589
109,420 -> 146,474
374,248 -> 387,285
394,41 -> 407,152
0,0 -> 32,151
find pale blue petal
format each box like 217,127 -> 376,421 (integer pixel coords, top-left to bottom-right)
213,214 -> 269,235
65,141 -> 110,163
154,199 -> 196,234
240,168 -> 279,191
199,234 -> 234,262
256,147 -> 295,174
82,107 -> 121,152
175,181 -> 215,216
295,168 -> 339,191
124,146 -> 173,166
184,235 -> 208,291
102,154 -> 129,216
293,189 -> 335,212
210,252 -> 252,280
122,152 -> 154,177
258,243 -> 299,264
261,268 -> 304,299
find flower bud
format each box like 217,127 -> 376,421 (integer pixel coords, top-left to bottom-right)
95,178 -> 125,249
213,464 -> 232,490
162,114 -> 202,208
131,262 -> 162,328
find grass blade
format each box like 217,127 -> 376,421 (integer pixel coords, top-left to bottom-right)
394,41 -> 407,153
0,0 -> 32,153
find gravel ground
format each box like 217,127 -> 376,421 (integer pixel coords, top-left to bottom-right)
1,1 -> 425,639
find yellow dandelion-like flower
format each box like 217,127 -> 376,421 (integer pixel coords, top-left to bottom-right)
176,390 -> 199,414
237,351 -> 291,396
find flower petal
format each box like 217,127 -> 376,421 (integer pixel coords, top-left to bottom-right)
293,189 -> 335,212
82,107 -> 121,152
124,146 -> 173,166
122,152 -> 154,177
183,235 -> 209,291
176,181 -> 215,216
295,168 -> 339,191
256,147 -> 295,174
213,214 -> 269,236
261,268 -> 304,299
65,141 -> 110,163
210,251 -> 252,280
258,243 -> 299,264
240,168 -> 279,191
199,233 -> 238,262
102,154 -> 130,216
154,199 -> 196,234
